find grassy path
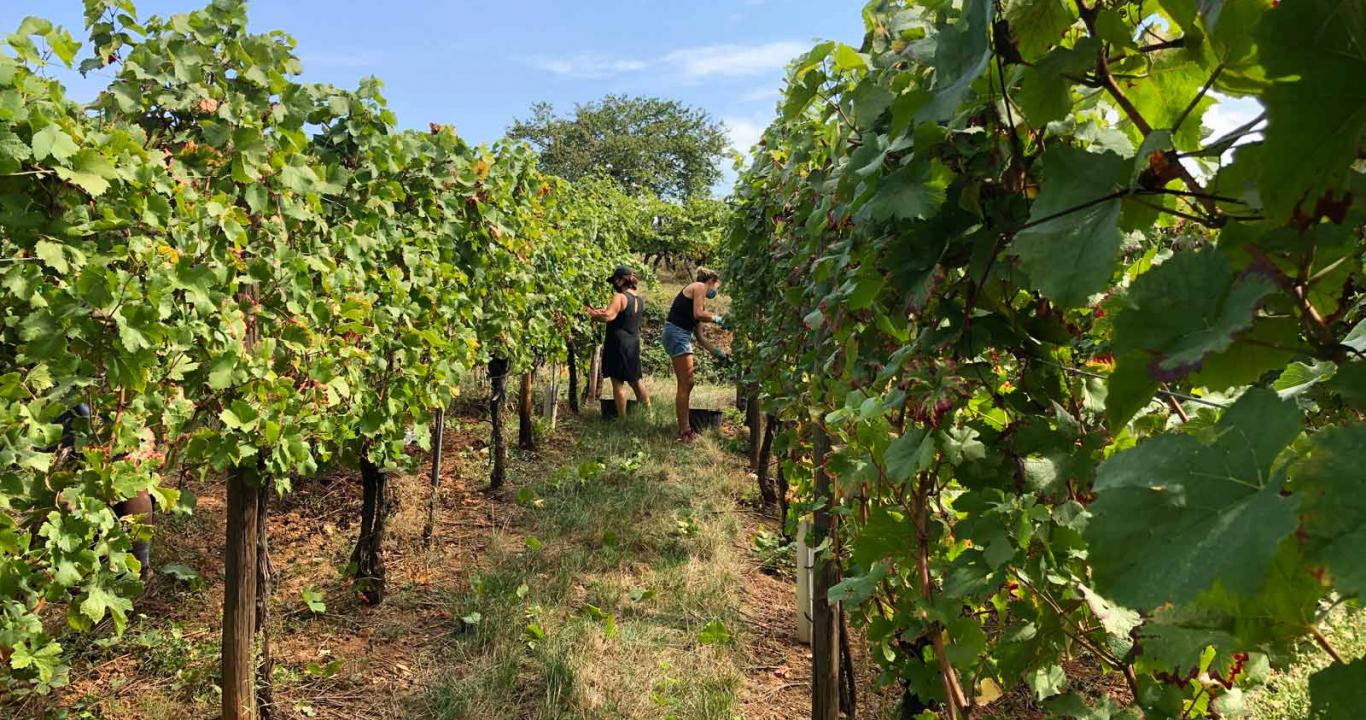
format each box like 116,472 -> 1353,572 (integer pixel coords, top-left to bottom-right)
413,379 -> 806,719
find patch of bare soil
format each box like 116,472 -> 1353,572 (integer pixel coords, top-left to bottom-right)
732,503 -> 898,720
11,411 -> 578,720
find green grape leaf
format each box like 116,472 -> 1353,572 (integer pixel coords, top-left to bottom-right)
1105,352 -> 1161,428
53,149 -> 119,197
1112,247 -> 1277,381
1192,316 -> 1305,391
1016,66 -> 1071,127
80,586 -> 133,633
1309,657 -> 1366,720
852,80 -> 895,128
1124,57 -> 1216,149
9,640 -> 62,682
1079,584 -> 1140,639
832,44 -> 866,71
1325,362 -> 1366,411
920,0 -> 992,121
1255,0 -> 1366,221
1011,146 -> 1129,308
865,159 -> 951,221
1003,0 -> 1077,57
697,618 -> 733,645
1137,609 -> 1240,677
1087,389 -> 1301,608
1028,664 -> 1067,701
1292,425 -> 1366,595
885,428 -> 934,483
851,506 -> 913,568
1273,360 -> 1336,398
829,562 -> 889,606
31,124 -> 78,162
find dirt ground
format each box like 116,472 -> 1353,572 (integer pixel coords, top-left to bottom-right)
4,390 -> 885,720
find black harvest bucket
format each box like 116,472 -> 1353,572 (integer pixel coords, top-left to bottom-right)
599,399 -> 640,418
688,408 -> 722,431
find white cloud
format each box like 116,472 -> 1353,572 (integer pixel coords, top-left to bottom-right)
530,54 -> 648,79
1203,95 -> 1264,148
741,86 -> 781,103
724,116 -> 767,154
664,41 -> 809,80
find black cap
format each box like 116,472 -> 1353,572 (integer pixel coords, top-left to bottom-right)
608,265 -> 635,282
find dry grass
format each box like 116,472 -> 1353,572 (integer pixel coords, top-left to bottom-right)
10,376 -> 828,720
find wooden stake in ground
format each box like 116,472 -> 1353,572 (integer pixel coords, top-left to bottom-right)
254,489 -> 274,720
586,344 -> 602,406
423,406 -> 445,547
489,357 -> 509,490
223,285 -> 261,720
222,464 -> 261,720
567,340 -> 580,414
542,362 -> 559,431
518,371 -> 535,450
811,421 -> 840,720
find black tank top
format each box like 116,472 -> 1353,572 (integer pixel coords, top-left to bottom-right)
607,293 -> 642,336
667,290 -> 697,332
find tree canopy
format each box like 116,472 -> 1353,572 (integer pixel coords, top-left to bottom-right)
507,95 -> 728,200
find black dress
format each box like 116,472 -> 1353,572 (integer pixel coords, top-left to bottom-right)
603,293 -> 644,381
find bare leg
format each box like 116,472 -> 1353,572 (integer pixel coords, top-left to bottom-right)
671,354 -> 694,437
611,378 -> 627,418
629,380 -> 651,410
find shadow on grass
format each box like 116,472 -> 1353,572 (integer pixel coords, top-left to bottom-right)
407,386 -> 751,720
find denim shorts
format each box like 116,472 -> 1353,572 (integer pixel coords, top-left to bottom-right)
662,322 -> 693,357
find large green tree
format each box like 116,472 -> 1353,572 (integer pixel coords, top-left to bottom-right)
507,95 -> 728,200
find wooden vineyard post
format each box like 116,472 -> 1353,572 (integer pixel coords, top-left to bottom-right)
423,407 -> 445,547
585,344 -> 602,407
222,463 -> 261,720
489,357 -> 509,490
745,386 -> 762,465
811,419 -> 840,720
518,371 -> 535,450
254,489 -> 274,719
223,284 -> 261,720
567,340 -> 580,414
542,363 -> 559,431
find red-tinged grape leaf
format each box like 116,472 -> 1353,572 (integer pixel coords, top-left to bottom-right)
1254,0 -> 1366,222
1291,424 -> 1366,596
1011,146 -> 1130,308
1111,247 -> 1277,382
1086,389 -> 1300,609
1309,657 -> 1366,720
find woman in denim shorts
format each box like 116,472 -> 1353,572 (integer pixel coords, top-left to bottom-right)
662,267 -> 726,441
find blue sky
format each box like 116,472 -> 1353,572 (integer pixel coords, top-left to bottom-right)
1,1 -> 866,190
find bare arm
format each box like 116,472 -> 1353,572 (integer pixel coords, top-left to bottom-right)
587,293 -> 627,323
693,326 -> 720,355
690,282 -> 719,323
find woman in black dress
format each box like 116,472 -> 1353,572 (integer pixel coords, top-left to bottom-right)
587,266 -> 651,417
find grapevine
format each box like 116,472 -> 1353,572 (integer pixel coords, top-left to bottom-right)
0,0 -> 629,704
726,0 -> 1365,717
